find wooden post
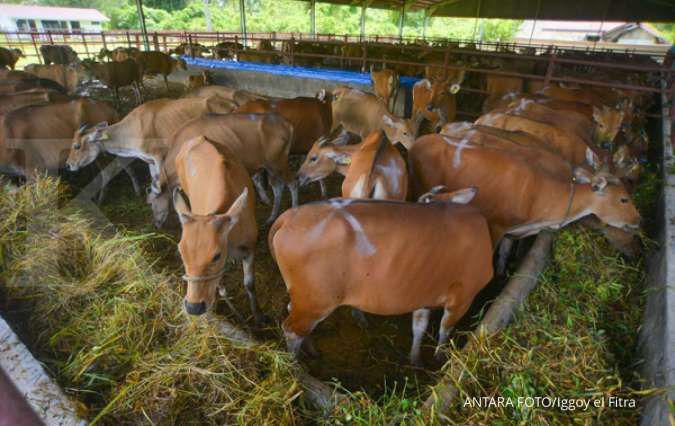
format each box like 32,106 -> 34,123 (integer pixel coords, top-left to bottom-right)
126,31 -> 131,47
101,32 -> 107,51
290,36 -> 295,66
361,41 -> 368,73
153,32 -> 159,51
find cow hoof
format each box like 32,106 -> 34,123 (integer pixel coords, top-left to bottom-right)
351,308 -> 369,329
433,351 -> 448,364
302,339 -> 320,359
254,313 -> 272,327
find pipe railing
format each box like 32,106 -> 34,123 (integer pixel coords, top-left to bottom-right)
2,29 -> 672,96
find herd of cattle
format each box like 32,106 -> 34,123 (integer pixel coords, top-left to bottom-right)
0,41 -> 651,366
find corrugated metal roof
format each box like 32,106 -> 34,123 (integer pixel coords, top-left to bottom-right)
515,20 -> 668,44
0,4 -> 109,22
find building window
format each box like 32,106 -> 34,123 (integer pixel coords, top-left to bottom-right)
16,19 -> 29,31
42,20 -> 67,31
92,21 -> 101,26
70,21 -> 81,33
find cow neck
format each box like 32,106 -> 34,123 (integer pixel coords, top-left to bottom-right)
508,178 -> 591,238
98,118 -> 150,161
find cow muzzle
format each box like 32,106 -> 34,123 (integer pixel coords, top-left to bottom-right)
66,162 -> 79,172
184,299 -> 207,316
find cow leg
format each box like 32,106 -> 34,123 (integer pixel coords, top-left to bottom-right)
252,171 -> 271,205
318,179 -> 327,199
282,306 -> 327,358
123,163 -> 142,197
496,237 -> 514,275
288,178 -> 298,208
433,308 -> 455,362
409,308 -> 430,367
267,174 -> 284,225
351,308 -> 368,329
242,251 -> 266,325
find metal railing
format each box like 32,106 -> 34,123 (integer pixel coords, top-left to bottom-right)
2,29 -> 672,97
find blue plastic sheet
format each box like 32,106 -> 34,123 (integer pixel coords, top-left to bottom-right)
182,56 -> 420,88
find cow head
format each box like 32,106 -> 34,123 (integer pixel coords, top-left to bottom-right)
174,187 -> 249,316
11,48 -> 24,60
381,114 -> 416,149
586,182 -> 641,234
66,122 -> 109,171
147,188 -> 171,229
612,144 -> 641,188
592,105 -> 624,148
297,128 -> 352,186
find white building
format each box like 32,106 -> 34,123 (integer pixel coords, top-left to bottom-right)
515,20 -> 670,52
0,4 -> 109,33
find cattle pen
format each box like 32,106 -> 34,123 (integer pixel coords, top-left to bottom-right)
1,0 -> 675,424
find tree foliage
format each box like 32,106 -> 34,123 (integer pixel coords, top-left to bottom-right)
9,0 -> 523,42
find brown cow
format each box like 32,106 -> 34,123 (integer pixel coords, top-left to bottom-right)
370,67 -> 399,113
412,77 -> 461,134
409,133 -> 640,246
173,136 -> 262,323
182,85 -> 264,106
482,74 -> 525,112
329,87 -> 420,149
0,98 -> 140,202
269,192 -> 493,365
24,64 -> 84,94
66,96 -> 235,194
82,59 -> 143,104
235,96 -> 331,154
297,130 -> 407,200
475,112 -> 604,166
149,112 -> 297,228
0,48 -> 24,70
184,70 -> 212,90
0,90 -> 69,115
134,51 -> 187,92
40,45 -> 79,65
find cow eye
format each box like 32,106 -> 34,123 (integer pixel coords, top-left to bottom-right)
426,104 -> 433,111
620,197 -> 629,204
73,143 -> 81,150
310,155 -> 318,162
212,252 -> 222,263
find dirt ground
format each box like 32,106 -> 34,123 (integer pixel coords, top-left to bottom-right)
61,73 -> 518,399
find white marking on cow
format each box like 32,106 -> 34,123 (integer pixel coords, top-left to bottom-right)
349,176 -> 368,198
308,198 -> 376,256
512,98 -> 535,114
414,79 -> 431,90
375,157 -> 402,195
443,131 -> 476,168
372,178 -> 387,199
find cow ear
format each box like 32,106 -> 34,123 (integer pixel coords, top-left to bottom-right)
446,187 -> 477,204
585,147 -> 600,170
573,167 -> 593,184
212,188 -> 249,234
382,114 -> 395,127
173,187 -> 192,225
592,106 -> 602,124
591,176 -> 608,193
326,151 -> 352,165
316,89 -> 326,101
450,83 -> 461,94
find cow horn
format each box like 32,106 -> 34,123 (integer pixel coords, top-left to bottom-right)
78,123 -> 89,133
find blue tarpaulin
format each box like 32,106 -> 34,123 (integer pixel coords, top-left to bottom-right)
182,56 -> 420,89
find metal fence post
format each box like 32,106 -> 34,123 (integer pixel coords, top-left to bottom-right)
544,53 -> 557,86
101,32 -> 107,51
31,33 -> 42,64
